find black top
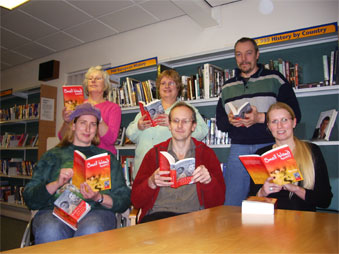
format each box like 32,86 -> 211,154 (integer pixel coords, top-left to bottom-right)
248,142 -> 333,211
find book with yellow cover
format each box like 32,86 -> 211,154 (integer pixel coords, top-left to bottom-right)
72,150 -> 111,191
239,144 -> 303,185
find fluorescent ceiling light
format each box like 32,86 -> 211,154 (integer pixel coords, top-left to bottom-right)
0,0 -> 30,10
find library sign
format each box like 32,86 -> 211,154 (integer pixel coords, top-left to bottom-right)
255,22 -> 337,46
106,57 -> 157,75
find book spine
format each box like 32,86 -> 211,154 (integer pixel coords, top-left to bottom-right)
323,55 -> 329,85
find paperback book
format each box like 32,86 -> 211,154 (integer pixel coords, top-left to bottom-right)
226,102 -> 252,119
62,85 -> 85,111
138,99 -> 165,127
239,144 -> 303,185
311,109 -> 337,141
159,151 -> 195,188
72,150 -> 111,191
53,187 -> 91,231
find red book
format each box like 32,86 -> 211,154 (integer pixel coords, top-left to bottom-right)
239,144 -> 303,185
159,151 -> 195,188
53,189 -> 91,231
72,150 -> 111,191
62,85 -> 84,111
138,99 -> 165,127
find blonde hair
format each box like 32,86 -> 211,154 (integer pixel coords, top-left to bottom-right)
57,117 -> 100,147
83,66 -> 110,98
267,102 -> 315,189
156,69 -> 182,97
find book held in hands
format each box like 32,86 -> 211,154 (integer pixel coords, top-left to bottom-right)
53,188 -> 91,231
138,99 -> 165,127
226,102 -> 252,119
72,150 -> 111,191
159,151 -> 195,188
239,144 -> 303,185
62,85 -> 85,111
311,109 -> 337,141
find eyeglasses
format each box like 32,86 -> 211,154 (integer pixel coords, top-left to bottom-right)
170,119 -> 194,125
88,77 -> 103,81
269,118 -> 292,125
160,81 -> 176,87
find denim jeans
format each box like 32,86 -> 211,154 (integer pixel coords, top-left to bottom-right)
224,143 -> 272,206
33,209 -> 117,244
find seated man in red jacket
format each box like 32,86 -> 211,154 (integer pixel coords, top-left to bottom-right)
131,101 -> 226,223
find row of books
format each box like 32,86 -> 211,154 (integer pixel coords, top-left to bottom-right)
264,59 -> 300,88
120,155 -> 134,187
203,118 -> 230,146
0,103 -> 40,121
0,183 -> 25,205
323,50 -> 338,86
0,133 -> 39,148
108,79 -> 157,108
0,159 -> 36,176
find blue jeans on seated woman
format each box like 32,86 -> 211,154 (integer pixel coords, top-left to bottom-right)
32,209 -> 117,244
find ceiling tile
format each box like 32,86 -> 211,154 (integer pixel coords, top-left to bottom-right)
20,1 -> 90,30
65,20 -> 117,43
0,28 -> 31,50
98,5 -> 157,32
37,32 -> 82,51
14,42 -> 55,59
1,10 -> 58,40
1,48 -> 31,66
140,0 -> 185,21
68,0 -> 134,18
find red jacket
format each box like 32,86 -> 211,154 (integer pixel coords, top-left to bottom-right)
131,138 -> 226,222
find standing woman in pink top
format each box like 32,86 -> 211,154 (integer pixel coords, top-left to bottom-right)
59,66 -> 121,155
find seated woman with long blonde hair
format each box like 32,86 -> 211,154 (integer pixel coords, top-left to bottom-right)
248,102 -> 332,211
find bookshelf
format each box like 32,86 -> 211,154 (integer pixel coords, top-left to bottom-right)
0,84 -> 57,221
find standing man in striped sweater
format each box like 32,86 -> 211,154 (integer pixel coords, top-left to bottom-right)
216,37 -> 301,206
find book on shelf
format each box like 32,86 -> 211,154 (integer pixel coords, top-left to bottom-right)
239,144 -> 303,185
62,85 -> 84,111
242,196 -> 277,215
72,150 -> 111,191
226,102 -> 252,119
115,127 -> 126,146
31,134 -> 39,147
53,188 -> 91,231
138,99 -> 165,127
323,55 -> 330,85
159,151 -> 196,188
311,109 -> 338,141
120,155 -> 134,187
203,63 -> 224,99
157,64 -> 173,77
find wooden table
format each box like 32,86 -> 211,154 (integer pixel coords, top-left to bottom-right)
5,206 -> 338,253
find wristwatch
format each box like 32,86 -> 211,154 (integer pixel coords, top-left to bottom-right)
96,193 -> 104,204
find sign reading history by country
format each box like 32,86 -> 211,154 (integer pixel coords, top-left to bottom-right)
106,57 -> 158,75
254,22 -> 337,46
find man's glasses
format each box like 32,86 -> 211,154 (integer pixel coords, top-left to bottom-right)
269,118 -> 292,125
170,119 -> 193,125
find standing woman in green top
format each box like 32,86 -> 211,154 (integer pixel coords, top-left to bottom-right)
126,69 -> 208,180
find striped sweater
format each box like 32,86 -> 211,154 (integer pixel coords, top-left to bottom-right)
216,64 -> 301,144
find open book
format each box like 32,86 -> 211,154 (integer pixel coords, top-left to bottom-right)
311,109 -> 337,141
239,144 -> 303,185
159,151 -> 195,188
226,102 -> 252,119
138,99 -> 165,127
72,150 -> 111,191
62,85 -> 84,111
53,188 -> 91,231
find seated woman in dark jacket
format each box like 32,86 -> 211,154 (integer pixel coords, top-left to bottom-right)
248,102 -> 332,211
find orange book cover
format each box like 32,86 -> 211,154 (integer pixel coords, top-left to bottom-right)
62,85 -> 84,111
53,189 -> 91,231
239,144 -> 303,185
159,151 -> 195,188
72,150 -> 111,191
